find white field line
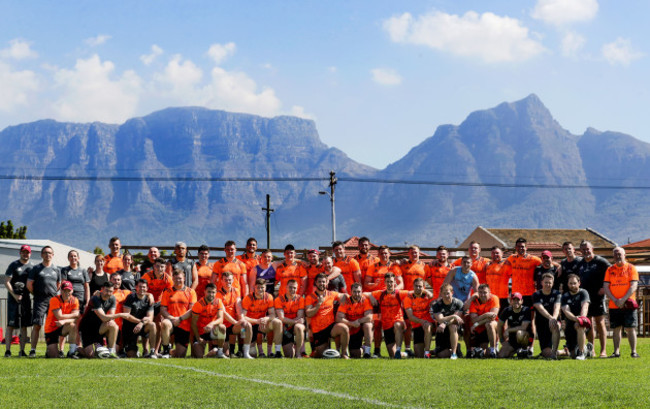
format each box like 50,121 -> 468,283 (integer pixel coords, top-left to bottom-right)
134,360 -> 423,409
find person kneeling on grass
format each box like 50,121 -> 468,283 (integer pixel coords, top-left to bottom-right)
191,283 -> 227,358
497,292 -> 533,358
242,279 -> 282,358
430,284 -> 464,359
404,278 -> 434,358
561,274 -> 591,360
337,282 -> 373,358
305,273 -> 350,359
532,273 -> 563,359
274,279 -> 307,358
160,268 -> 197,358
44,281 -> 80,358
468,284 -> 499,358
121,279 -> 157,358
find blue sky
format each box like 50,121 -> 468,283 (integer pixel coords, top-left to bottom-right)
1,0 -> 647,169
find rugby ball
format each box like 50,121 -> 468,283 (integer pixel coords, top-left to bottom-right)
95,346 -> 111,359
322,348 -> 341,359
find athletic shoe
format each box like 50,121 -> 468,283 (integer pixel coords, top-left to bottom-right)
19,350 -> 27,357
147,353 -> 158,359
608,352 -> 620,358
215,350 -> 228,359
631,352 -> 640,358
67,351 -> 80,359
108,352 -> 120,359
257,352 -> 267,358
29,350 -> 36,358
243,353 -> 255,359
235,351 -> 244,358
394,350 -> 401,359
4,350 -> 10,358
57,350 -> 65,359
404,349 -> 415,358
450,353 -> 458,360
371,353 -> 381,359
488,347 -> 497,358
273,351 -> 283,359
575,354 -> 586,361
118,352 -> 127,359
363,353 -> 371,359
424,351 -> 431,359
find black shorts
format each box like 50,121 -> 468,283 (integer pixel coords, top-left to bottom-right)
7,295 -> 32,328
507,330 -> 532,347
535,318 -> 553,350
609,308 -> 637,329
80,317 -> 104,347
153,302 -> 161,317
588,295 -> 607,317
384,327 -> 396,345
313,324 -> 334,348
45,327 -> 63,346
282,326 -> 295,346
471,329 -> 489,346
32,296 -> 52,326
200,333 -> 214,342
250,324 -> 260,342
435,326 -> 452,350
226,325 -> 234,338
564,321 -> 578,351
349,330 -> 364,350
413,326 -> 425,345
122,322 -> 149,352
173,327 -> 190,347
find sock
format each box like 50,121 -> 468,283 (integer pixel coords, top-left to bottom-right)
374,347 -> 380,355
243,344 -> 250,355
69,344 -> 77,353
229,344 -> 235,353
275,345 -> 281,353
217,347 -> 223,353
363,345 -> 370,354
150,349 -> 156,355
396,347 -> 401,353
267,344 -> 272,355
109,348 -> 116,353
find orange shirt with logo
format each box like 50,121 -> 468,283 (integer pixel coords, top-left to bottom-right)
194,262 -> 213,299
161,286 -> 197,331
191,297 -> 224,332
241,293 -> 274,320
485,261 -> 510,299
103,254 -> 124,274
113,288 -> 131,328
506,254 -> 541,296
338,296 -> 372,334
366,261 -> 401,291
212,258 -> 247,293
428,264 -> 451,299
355,253 -> 377,284
334,256 -> 360,294
237,253 -> 259,274
469,294 -> 500,333
141,272 -> 173,302
403,292 -> 434,328
305,290 -> 340,333
275,262 -> 307,296
216,286 -> 240,327
274,295 -> 305,320
401,261 -> 429,291
306,264 -> 325,293
45,295 -> 79,334
604,262 -> 639,309
371,290 -> 409,330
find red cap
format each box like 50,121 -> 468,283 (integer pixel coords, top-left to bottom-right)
511,292 -> 523,300
61,281 -> 74,291
541,250 -> 553,258
20,245 -> 31,253
308,249 -> 320,254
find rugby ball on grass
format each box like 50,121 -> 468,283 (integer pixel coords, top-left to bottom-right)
95,346 -> 111,359
322,349 -> 341,359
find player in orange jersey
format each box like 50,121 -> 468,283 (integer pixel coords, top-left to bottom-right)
427,246 -> 452,299
400,245 -> 428,357
273,279 -> 306,358
354,237 -> 377,288
275,244 -> 308,297
468,284 -> 499,358
242,278 -> 282,358
160,268 -> 197,358
211,240 -> 248,296
238,237 -> 260,276
337,282 -> 373,358
332,241 -> 361,295
191,283 -> 227,358
44,281 -> 80,358
367,272 -> 410,359
193,245 -> 213,299
604,247 -> 640,358
304,249 -> 325,293
305,273 -> 349,358
103,237 -> 124,275
216,271 -> 251,358
485,246 -> 510,311
504,238 -> 541,307
452,241 -> 489,284
404,278 -> 434,358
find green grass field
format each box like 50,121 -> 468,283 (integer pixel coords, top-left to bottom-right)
1,339 -> 648,408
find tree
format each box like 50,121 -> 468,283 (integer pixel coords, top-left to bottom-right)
93,247 -> 105,255
0,220 -> 28,239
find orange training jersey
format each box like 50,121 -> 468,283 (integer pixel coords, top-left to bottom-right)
604,262 -> 639,309
45,295 -> 79,334
161,286 -> 197,331
485,260 -> 510,299
371,290 -> 409,330
112,288 -> 131,328
237,253 -> 259,274
355,253 -> 377,284
428,263 -> 451,299
213,258 -> 247,293
469,294 -> 500,333
194,262 -> 213,300
403,292 -> 434,328
216,286 -> 240,327
241,292 -> 274,320
334,256 -> 360,295
401,260 -> 428,291
103,254 -> 124,275
191,297 -> 224,333
274,294 -> 305,320
275,262 -> 307,296
453,257 -> 489,284
506,254 -> 541,296
365,261 -> 401,292
338,295 -> 372,335
141,271 -> 173,302
306,264 -> 325,293
305,290 -> 340,333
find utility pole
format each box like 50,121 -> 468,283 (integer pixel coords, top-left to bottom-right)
319,170 -> 337,244
261,194 -> 274,250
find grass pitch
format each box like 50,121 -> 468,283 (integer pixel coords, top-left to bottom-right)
1,339 -> 648,408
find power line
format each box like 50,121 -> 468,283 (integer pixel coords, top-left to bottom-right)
0,173 -> 649,190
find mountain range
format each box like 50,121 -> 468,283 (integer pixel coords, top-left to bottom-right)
1,94 -> 648,251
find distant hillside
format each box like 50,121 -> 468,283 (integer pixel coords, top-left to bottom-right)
1,97 -> 649,251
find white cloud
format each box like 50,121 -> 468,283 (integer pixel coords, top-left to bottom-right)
602,37 -> 644,66
0,61 -> 39,111
383,11 -> 545,63
140,44 -> 164,65
52,54 -> 141,123
85,34 -> 112,47
371,68 -> 402,86
289,105 -> 315,120
0,39 -> 38,60
561,31 -> 586,57
153,54 -> 203,99
532,0 -> 598,25
207,42 -> 236,64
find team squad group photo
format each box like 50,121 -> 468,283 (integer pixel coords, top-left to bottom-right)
3,235 -> 641,362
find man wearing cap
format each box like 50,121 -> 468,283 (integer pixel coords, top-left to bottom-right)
44,281 -> 80,358
576,240 -> 610,358
561,274 -> 591,360
26,246 -> 61,357
497,292 -> 533,358
604,247 -> 640,358
4,245 -> 34,357
533,251 -> 559,291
